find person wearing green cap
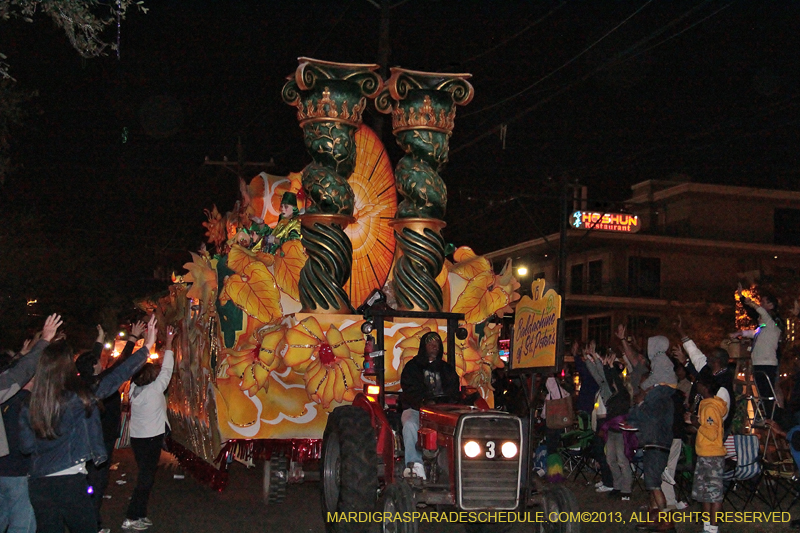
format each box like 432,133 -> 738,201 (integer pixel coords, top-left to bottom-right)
263,191 -> 301,254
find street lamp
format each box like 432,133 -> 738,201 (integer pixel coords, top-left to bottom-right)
517,266 -> 528,277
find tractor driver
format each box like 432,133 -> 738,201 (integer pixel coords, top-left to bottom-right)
400,331 -> 460,480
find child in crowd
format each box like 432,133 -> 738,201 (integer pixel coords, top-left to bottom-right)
687,372 -> 727,533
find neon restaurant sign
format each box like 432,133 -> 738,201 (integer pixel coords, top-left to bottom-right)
570,211 -> 640,233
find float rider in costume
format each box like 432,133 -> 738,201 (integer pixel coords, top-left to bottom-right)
250,192 -> 302,254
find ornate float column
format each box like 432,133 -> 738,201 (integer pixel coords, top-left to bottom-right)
375,68 -> 473,311
282,58 -> 382,313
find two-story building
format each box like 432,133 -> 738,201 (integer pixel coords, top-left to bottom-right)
486,179 -> 800,349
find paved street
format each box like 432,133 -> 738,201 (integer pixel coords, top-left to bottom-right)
100,448 -> 794,533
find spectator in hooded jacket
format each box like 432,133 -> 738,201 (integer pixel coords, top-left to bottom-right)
620,335 -> 677,532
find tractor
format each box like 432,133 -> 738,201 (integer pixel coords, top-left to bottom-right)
320,307 -> 579,533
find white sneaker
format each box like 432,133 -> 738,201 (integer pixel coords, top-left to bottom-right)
595,484 -> 614,493
122,519 -> 149,530
594,480 -> 605,488
402,462 -> 426,480
138,518 -> 153,527
99,529 -> 111,533
675,501 -> 689,510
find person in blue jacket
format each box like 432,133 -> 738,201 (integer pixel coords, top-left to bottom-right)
19,316 -> 157,533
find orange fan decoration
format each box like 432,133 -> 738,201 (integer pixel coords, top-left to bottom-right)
343,125 -> 397,308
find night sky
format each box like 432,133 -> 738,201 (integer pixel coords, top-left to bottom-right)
1,0 -> 798,338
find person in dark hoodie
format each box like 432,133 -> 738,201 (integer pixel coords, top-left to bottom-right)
400,331 -> 459,480
75,320 -> 148,533
620,335 -> 677,533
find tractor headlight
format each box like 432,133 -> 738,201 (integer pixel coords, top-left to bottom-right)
501,441 -> 518,459
464,440 -> 481,458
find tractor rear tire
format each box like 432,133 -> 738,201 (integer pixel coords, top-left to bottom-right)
538,485 -> 580,533
321,405 -> 378,533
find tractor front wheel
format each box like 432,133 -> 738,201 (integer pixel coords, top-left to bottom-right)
538,486 -> 580,533
382,481 -> 417,533
321,405 -> 378,533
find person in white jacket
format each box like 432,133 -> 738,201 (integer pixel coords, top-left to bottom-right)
122,325 -> 175,532
732,283 -> 782,417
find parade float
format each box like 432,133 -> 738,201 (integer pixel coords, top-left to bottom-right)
144,58 -> 522,494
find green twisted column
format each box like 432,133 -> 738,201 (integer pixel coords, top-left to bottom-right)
376,68 -> 474,311
298,214 -> 354,313
282,58 -> 382,313
390,219 -> 446,311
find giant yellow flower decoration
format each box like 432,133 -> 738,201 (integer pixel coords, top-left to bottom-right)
183,251 -> 218,308
224,329 -> 285,396
457,325 -> 483,377
450,247 -> 512,325
283,317 -> 364,409
479,322 -> 504,369
493,258 -> 521,318
220,244 -> 282,325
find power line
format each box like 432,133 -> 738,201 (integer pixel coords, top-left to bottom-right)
462,0 -> 655,119
460,2 -> 567,65
451,0 -> 733,156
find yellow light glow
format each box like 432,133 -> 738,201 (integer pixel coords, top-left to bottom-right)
501,441 -> 518,458
464,441 -> 481,458
366,385 -> 380,396
149,353 -> 159,360
118,332 -> 125,337
104,343 -> 112,349
26,299 -> 37,306
517,266 -> 528,277
735,286 -> 761,330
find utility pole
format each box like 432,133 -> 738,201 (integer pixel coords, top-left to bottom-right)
555,174 -> 572,373
374,0 -> 392,141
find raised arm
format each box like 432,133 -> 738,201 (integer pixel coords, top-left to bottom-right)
119,320 -> 146,361
152,325 -> 176,393
0,314 -> 61,403
95,317 -> 157,399
615,324 -> 640,364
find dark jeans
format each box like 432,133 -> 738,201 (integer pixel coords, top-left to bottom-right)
754,365 -> 778,418
87,445 -> 114,527
28,473 -> 96,533
126,435 -> 164,520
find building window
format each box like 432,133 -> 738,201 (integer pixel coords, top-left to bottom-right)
627,315 -> 661,339
570,263 -> 584,295
588,260 -> 603,294
628,257 -> 661,298
774,208 -> 800,246
565,319 -> 583,345
587,316 -> 612,348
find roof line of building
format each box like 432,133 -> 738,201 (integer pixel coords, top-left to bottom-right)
628,180 -> 800,204
485,230 -> 800,259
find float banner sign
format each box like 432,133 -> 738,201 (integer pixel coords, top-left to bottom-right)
571,211 -> 640,233
512,279 -> 561,371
